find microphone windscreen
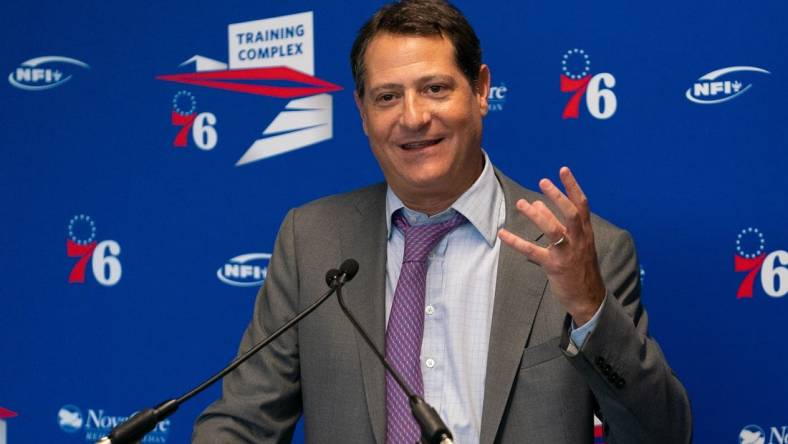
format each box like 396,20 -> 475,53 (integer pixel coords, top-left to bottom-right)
339,259 -> 360,282
325,268 -> 341,287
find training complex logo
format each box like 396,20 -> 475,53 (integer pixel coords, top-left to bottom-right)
0,407 -> 17,444
58,404 -> 171,442
560,49 -> 617,120
218,253 -> 271,287
740,424 -> 788,444
66,215 -> 123,286
8,56 -> 90,91
734,228 -> 787,299
686,66 -> 770,104
157,11 -> 342,166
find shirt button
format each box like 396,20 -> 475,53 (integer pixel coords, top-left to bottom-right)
425,305 -> 435,315
425,358 -> 436,368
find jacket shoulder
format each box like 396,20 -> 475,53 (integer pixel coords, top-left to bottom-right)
294,182 -> 386,216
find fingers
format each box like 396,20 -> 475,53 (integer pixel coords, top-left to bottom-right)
502,167 -> 593,267
498,228 -> 549,265
559,166 -> 590,218
538,178 -> 582,233
515,198 -> 566,243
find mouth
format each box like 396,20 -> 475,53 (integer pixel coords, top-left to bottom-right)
398,138 -> 444,150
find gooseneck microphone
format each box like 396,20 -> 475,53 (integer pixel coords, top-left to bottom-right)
97,262 -> 358,444
330,259 -> 454,444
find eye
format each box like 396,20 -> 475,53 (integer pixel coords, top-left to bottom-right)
425,84 -> 450,97
374,92 -> 398,105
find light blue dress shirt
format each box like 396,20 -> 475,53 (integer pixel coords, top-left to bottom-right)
384,153 -> 599,443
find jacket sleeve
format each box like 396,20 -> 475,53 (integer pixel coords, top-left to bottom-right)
192,208 -> 302,443
560,228 -> 693,444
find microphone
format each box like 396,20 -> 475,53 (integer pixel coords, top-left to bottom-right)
97,261 -> 356,444
331,259 -> 454,444
338,258 -> 360,283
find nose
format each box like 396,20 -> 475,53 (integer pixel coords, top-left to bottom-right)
399,91 -> 431,130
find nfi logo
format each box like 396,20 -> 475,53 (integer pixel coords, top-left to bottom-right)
8,56 -> 89,91
686,66 -> 769,104
218,253 -> 271,287
740,424 -> 788,444
58,404 -> 171,442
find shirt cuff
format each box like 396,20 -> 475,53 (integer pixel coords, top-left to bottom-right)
569,295 -> 606,350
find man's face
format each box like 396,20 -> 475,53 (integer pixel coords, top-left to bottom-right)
355,32 -> 490,209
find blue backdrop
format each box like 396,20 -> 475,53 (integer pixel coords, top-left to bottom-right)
2,0 -> 786,443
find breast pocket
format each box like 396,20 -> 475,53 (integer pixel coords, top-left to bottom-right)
504,336 -> 581,443
519,336 -> 563,369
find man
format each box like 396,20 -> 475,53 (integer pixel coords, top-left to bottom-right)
193,1 -> 692,443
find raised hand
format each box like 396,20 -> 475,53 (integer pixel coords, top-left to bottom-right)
498,167 -> 606,325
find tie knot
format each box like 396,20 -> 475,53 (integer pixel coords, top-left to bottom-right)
393,210 -> 468,262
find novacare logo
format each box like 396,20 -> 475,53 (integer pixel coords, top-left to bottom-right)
740,424 -> 788,444
57,405 -> 171,442
57,405 -> 83,433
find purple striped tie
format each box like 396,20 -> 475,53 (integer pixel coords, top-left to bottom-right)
385,210 -> 467,444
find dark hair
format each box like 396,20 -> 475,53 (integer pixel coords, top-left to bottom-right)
350,0 -> 482,98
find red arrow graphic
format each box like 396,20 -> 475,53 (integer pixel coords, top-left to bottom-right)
156,66 -> 342,99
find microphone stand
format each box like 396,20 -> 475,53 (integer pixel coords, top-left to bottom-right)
332,271 -> 454,444
97,268 -> 350,444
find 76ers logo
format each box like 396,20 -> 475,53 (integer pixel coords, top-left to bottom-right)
560,49 -> 617,120
66,215 -> 122,286
171,90 -> 218,150
735,227 -> 787,299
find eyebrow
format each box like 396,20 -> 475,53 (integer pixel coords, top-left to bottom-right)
367,74 -> 456,95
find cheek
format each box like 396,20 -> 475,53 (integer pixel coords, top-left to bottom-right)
367,136 -> 396,169
365,113 -> 395,143
439,98 -> 478,126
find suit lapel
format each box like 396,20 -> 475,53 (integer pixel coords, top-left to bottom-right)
479,172 -> 549,444
338,174 -> 549,444
339,184 -> 388,444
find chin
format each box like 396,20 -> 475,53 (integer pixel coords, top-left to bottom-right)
402,171 -> 453,193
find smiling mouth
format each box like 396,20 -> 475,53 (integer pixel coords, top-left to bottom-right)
399,138 -> 444,150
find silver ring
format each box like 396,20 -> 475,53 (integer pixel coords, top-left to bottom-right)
549,235 -> 566,249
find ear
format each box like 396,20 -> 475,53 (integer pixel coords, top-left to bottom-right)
476,64 -> 491,117
354,91 -> 369,135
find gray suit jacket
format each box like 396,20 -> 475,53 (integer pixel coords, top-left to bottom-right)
193,171 -> 692,444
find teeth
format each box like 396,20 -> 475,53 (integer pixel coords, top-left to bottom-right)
401,139 -> 440,149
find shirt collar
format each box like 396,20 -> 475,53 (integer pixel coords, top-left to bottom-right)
385,150 -> 504,246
